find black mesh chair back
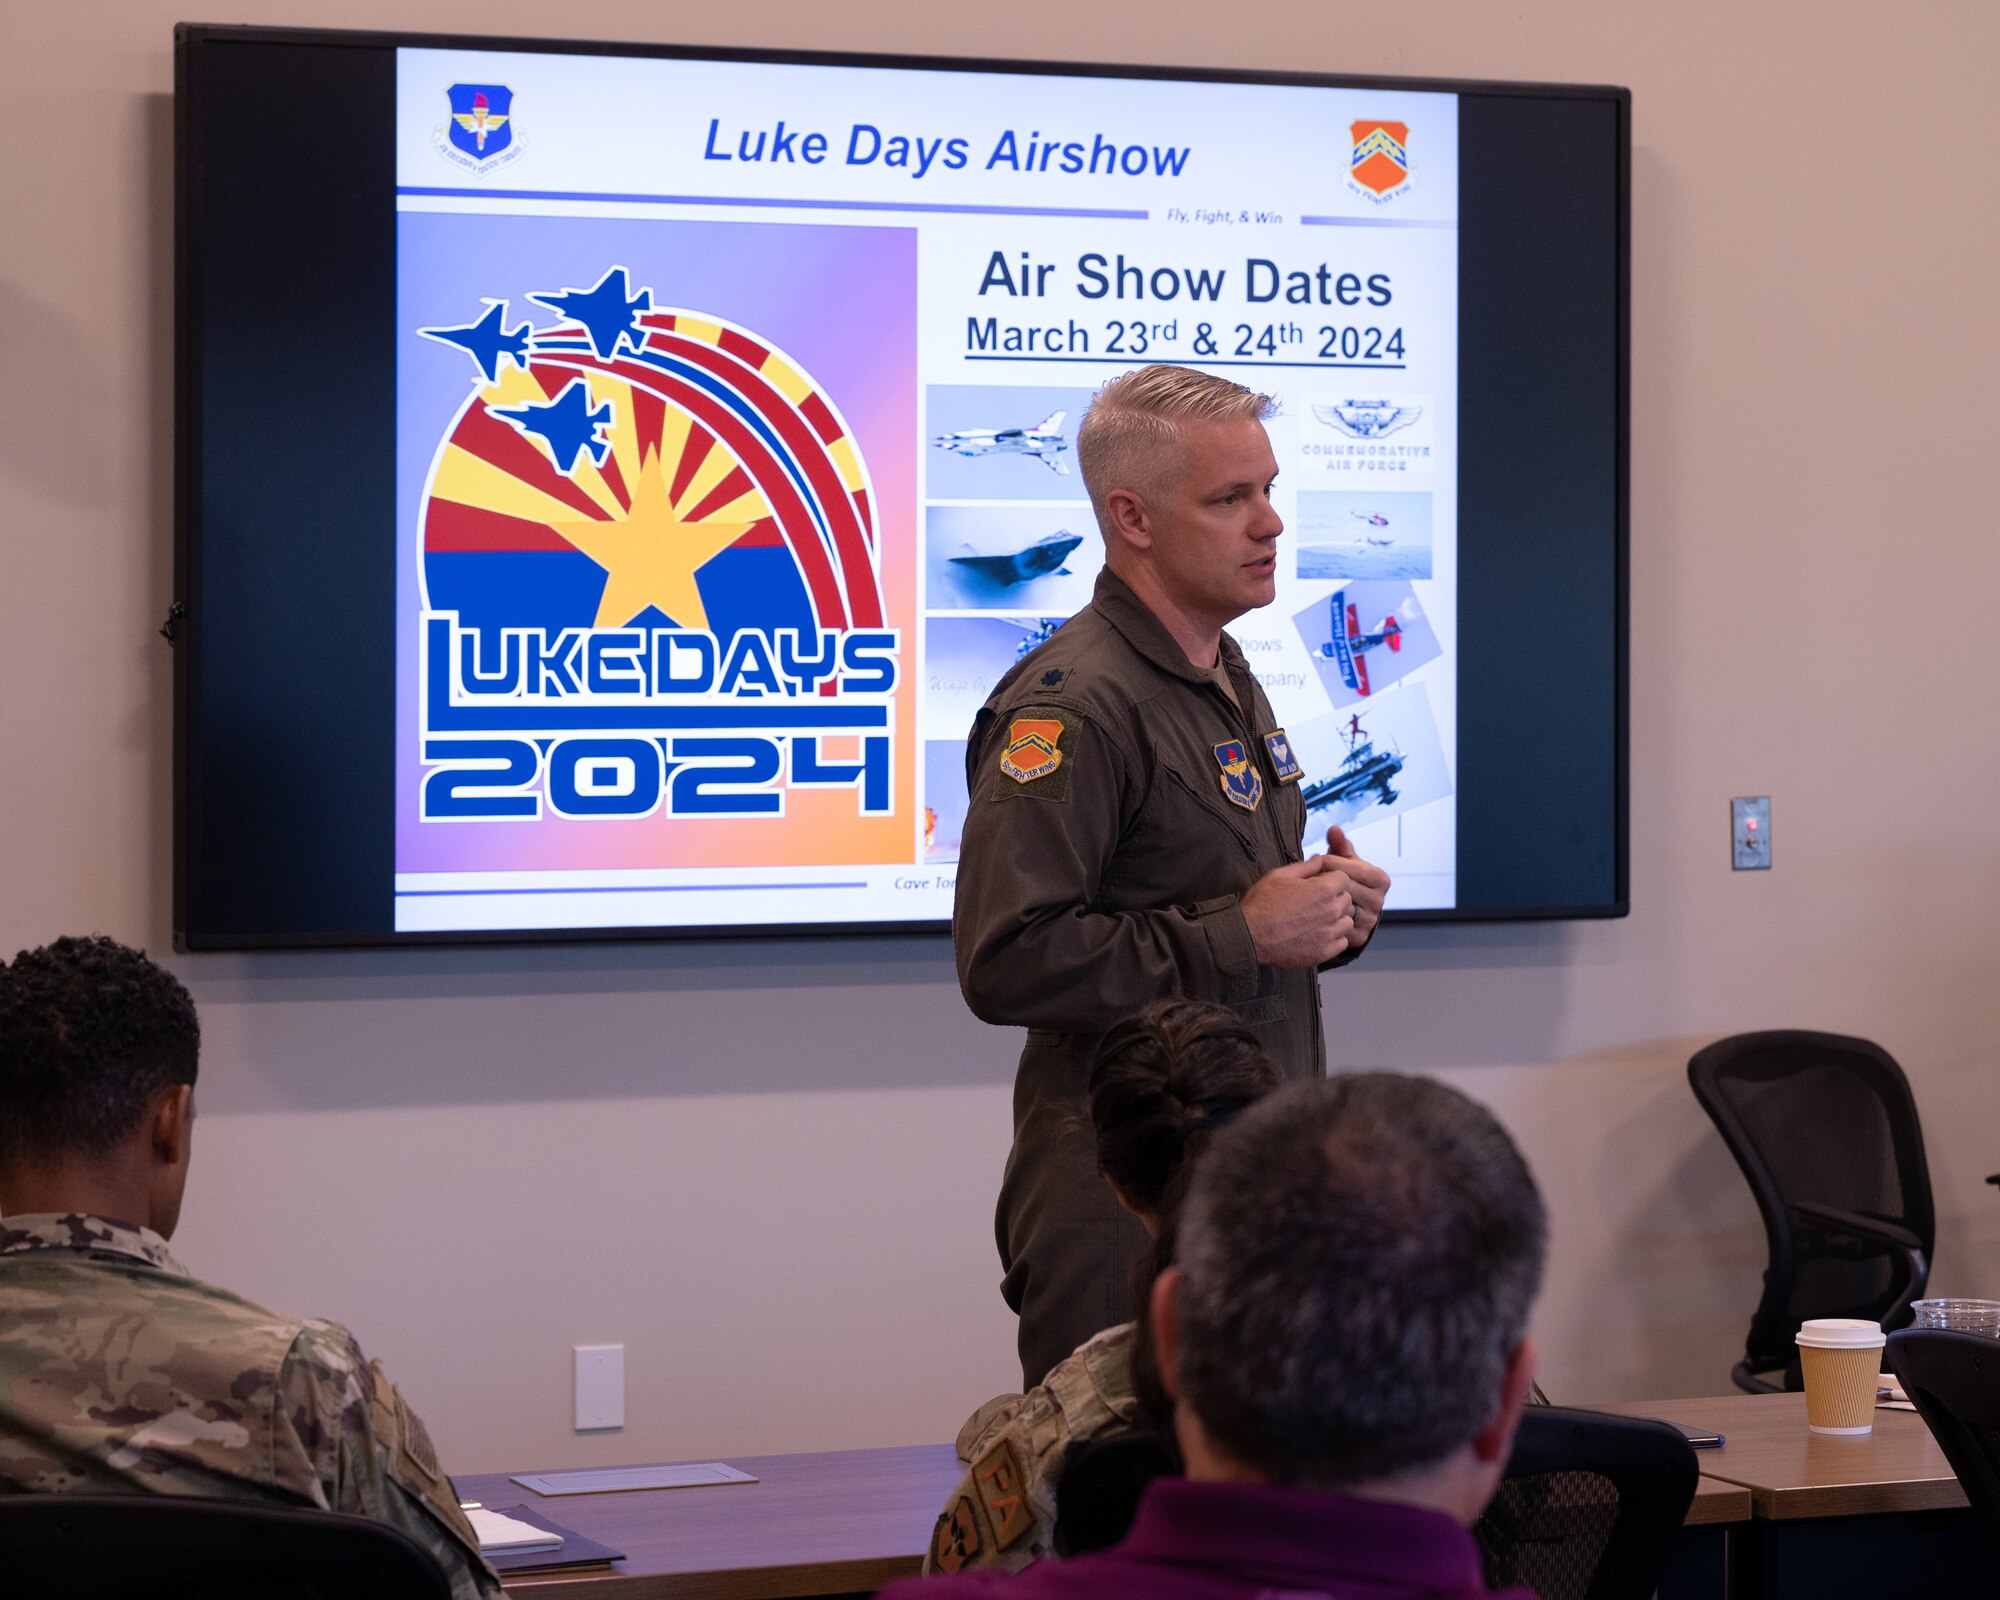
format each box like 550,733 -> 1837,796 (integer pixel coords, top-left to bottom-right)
1054,1405 -> 1695,1600
0,1494 -> 453,1600
1052,1426 -> 1181,1557
1475,1407 -> 1698,1600
1886,1328 -> 2000,1556
1688,1029 -> 1933,1391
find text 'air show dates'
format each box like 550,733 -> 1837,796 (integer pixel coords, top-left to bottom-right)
966,316 -> 1407,365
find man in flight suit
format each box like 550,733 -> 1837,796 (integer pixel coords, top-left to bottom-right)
954,365 -> 1391,1385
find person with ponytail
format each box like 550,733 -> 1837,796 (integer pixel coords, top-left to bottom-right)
923,999 -> 1280,1576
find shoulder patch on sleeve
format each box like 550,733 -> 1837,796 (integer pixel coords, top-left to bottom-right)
395,1387 -> 444,1489
994,714 -> 1079,802
930,1493 -> 988,1574
372,1361 -> 485,1557
972,1435 -> 1035,1551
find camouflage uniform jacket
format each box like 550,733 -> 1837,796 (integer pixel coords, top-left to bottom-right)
0,1213 -> 499,1599
925,1321 -> 1140,1575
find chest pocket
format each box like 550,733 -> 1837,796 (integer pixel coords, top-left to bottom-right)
1149,747 -> 1259,861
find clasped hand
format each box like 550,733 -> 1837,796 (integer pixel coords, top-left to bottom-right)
1239,825 -> 1391,969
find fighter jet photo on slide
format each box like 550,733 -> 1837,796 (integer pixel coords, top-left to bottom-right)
931,410 -> 1073,475
948,530 -> 1085,585
926,504 -> 1102,613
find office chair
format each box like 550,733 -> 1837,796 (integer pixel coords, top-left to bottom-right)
1475,1406 -> 1698,1600
1054,1405 -> 1696,1600
1886,1329 -> 2000,1558
0,1494 -> 453,1600
1688,1029 -> 1933,1392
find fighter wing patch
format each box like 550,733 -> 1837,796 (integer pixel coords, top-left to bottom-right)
994,715 -> 1076,801
1214,740 -> 1265,812
1264,729 -> 1302,783
1000,718 -> 1063,784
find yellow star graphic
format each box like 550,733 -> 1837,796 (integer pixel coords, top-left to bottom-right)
549,448 -> 756,630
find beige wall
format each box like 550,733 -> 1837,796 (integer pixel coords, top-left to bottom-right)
4,0 -> 1998,1474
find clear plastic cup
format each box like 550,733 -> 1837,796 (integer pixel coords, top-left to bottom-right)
1911,1299 -> 2000,1336
1796,1318 -> 1886,1433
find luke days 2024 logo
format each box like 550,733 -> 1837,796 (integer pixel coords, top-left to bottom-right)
412,264 -> 900,827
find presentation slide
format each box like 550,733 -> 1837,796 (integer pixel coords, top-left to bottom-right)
392,50 -> 1460,932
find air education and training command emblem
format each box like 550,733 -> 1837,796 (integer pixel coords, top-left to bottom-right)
436,83 -> 527,173
1347,119 -> 1413,203
1214,740 -> 1265,812
1000,718 -> 1065,785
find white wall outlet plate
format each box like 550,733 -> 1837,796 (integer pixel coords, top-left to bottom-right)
574,1344 -> 624,1431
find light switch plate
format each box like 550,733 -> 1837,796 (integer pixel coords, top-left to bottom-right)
574,1344 -> 624,1431
1731,796 -> 1770,870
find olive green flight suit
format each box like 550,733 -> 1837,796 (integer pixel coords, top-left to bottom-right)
954,568 -> 1359,1386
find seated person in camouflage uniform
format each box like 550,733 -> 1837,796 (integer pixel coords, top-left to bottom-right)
889,1073 -> 1549,1600
0,936 -> 499,1599
925,1000 -> 1280,1574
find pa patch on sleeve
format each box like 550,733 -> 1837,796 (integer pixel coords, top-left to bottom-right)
993,713 -> 1078,802
971,1436 -> 1035,1551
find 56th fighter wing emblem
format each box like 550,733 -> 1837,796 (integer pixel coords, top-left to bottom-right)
999,718 -> 1065,784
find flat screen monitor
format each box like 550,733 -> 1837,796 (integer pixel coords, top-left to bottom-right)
175,25 -> 1628,947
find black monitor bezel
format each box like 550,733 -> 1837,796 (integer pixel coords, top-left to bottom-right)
174,22 -> 1629,950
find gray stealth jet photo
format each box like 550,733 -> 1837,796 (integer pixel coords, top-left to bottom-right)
947,531 -> 1084,586
931,411 -> 1072,474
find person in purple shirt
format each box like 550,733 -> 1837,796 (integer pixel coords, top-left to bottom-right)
882,1073 -> 1547,1600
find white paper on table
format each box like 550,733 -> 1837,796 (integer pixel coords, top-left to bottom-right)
467,1507 -> 564,1553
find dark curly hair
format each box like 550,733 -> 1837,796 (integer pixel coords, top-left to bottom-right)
0,935 -> 200,1163
1086,999 -> 1282,1430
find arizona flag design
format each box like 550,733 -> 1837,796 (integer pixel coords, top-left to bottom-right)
1348,119 -> 1411,199
417,266 -> 881,645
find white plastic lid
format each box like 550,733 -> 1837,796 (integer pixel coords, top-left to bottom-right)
1796,1318 -> 1887,1349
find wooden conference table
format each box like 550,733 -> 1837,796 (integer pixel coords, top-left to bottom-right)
464,1391 -> 1991,1598
463,1436 -> 1755,1600
1592,1390 -> 1982,1595
1596,1390 -> 1967,1519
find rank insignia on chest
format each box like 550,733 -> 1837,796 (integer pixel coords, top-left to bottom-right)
1213,740 -> 1265,812
1264,729 -> 1302,783
1000,717 -> 1065,784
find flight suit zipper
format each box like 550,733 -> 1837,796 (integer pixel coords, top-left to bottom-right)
1207,662 -> 1326,1076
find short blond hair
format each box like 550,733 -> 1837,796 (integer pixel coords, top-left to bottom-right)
1077,365 -> 1278,527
